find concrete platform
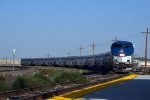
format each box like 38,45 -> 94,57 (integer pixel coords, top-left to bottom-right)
81,75 -> 150,100
49,74 -> 138,100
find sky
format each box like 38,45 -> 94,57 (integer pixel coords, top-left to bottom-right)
0,0 -> 150,59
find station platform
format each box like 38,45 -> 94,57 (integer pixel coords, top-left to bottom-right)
80,75 -> 150,100
49,74 -> 139,100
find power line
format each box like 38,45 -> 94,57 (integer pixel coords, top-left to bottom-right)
141,27 -> 150,74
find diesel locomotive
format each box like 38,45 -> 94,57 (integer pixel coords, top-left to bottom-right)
21,41 -> 134,73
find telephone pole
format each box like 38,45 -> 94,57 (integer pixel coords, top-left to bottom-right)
90,42 -> 96,55
141,27 -> 150,74
47,54 -> 50,58
79,46 -> 84,56
112,36 -> 119,42
67,51 -> 71,57
5,57 -> 7,65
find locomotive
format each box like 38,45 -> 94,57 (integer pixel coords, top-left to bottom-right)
111,41 -> 134,72
21,41 -> 134,73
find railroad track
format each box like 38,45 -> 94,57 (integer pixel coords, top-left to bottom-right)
0,73 -> 127,100
0,66 -> 28,72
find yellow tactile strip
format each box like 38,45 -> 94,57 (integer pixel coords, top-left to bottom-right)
48,74 -> 138,100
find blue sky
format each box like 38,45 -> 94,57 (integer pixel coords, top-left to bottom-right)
0,0 -> 150,59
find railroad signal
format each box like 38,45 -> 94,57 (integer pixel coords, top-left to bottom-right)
13,49 -> 16,54
141,27 -> 150,74
13,49 -> 16,72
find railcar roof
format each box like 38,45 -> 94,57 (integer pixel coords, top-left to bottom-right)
21,51 -> 111,60
112,41 -> 133,45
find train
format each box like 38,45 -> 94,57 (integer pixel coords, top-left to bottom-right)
21,41 -> 134,73
111,41 -> 134,72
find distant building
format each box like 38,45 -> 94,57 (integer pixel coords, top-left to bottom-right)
134,57 -> 150,71
134,60 -> 150,67
0,60 -> 21,65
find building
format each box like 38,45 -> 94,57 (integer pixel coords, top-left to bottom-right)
134,57 -> 150,71
0,60 -> 21,66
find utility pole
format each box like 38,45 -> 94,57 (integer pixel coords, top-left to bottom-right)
67,51 -> 71,57
47,54 -> 50,58
5,57 -> 7,65
141,27 -> 150,74
112,36 -> 119,42
90,42 -> 96,55
79,46 -> 84,56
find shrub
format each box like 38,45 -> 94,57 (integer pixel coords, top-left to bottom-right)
53,71 -> 89,84
27,73 -> 50,87
0,75 -> 5,81
0,82 -> 9,92
0,75 -> 9,92
12,76 -> 27,90
53,72 -> 69,83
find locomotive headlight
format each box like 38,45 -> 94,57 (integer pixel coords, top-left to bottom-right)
120,53 -> 125,57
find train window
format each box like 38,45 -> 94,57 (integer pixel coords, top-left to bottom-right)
123,44 -> 132,48
113,44 -> 122,48
74,62 -> 76,65
113,44 -> 132,48
105,54 -> 109,56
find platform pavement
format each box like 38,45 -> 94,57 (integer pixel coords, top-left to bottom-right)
80,75 -> 150,100
49,74 -> 138,100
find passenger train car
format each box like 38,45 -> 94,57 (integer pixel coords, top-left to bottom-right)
21,41 -> 134,73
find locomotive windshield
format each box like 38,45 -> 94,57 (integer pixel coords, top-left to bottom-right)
113,44 -> 122,48
112,44 -> 132,48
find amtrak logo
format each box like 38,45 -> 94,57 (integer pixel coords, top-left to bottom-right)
119,49 -> 124,53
